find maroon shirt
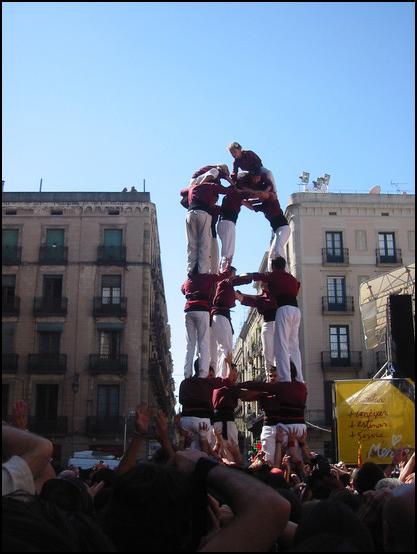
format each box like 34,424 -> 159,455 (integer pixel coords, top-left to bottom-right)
212,380 -> 240,421
192,165 -> 228,184
239,291 -> 277,322
252,191 -> 288,231
240,381 -> 307,425
232,150 -> 262,175
219,185 -> 251,223
211,274 -> 253,318
181,268 -> 231,312
179,182 -> 231,213
251,269 -> 300,308
179,376 -> 226,417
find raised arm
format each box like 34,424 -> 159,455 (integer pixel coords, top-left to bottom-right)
116,404 -> 149,475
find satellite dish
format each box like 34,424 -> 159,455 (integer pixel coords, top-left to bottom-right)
369,185 -> 381,194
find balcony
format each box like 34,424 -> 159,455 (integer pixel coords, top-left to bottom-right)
322,248 -> 349,266
33,297 -> 68,317
28,416 -> 68,436
321,351 -> 362,371
2,246 -> 21,265
2,353 -> 19,373
86,416 -> 125,435
376,248 -> 402,266
88,354 -> 128,374
28,353 -> 67,374
97,245 -> 126,265
93,297 -> 127,317
2,296 -> 20,316
39,245 -> 68,265
322,296 -> 354,314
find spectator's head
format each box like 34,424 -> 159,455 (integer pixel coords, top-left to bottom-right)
104,463 -> 193,552
40,476 -> 93,515
228,141 -> 242,158
90,468 -> 115,488
2,493 -> 115,552
375,477 -> 402,491
383,483 -> 415,552
272,257 -> 286,271
294,499 -> 374,551
267,367 -> 277,383
353,462 -> 385,494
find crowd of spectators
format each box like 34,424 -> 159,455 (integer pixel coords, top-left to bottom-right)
2,399 -> 415,552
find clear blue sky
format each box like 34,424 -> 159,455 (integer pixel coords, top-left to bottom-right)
2,2 -> 415,399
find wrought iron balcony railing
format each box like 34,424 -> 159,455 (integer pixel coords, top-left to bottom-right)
376,248 -> 402,266
33,297 -> 68,316
321,351 -> 362,371
28,416 -> 68,436
2,353 -> 19,373
322,248 -> 349,265
93,297 -> 127,317
322,296 -> 354,314
97,245 -> 126,265
86,416 -> 133,435
39,245 -> 68,264
2,246 -> 22,265
28,353 -> 67,374
88,354 -> 128,374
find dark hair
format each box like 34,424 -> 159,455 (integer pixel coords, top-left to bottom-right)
40,477 -> 94,515
90,468 -> 116,488
294,499 -> 374,551
193,358 -> 200,377
272,257 -> 286,270
103,463 -> 193,552
2,493 -> 115,552
290,532 -> 363,552
353,462 -> 385,494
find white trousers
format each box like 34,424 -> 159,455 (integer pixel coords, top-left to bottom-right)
261,321 -> 276,370
180,416 -> 214,450
274,305 -> 303,382
186,210 -> 212,274
184,311 -> 210,378
268,225 -> 291,270
217,219 -> 236,272
213,421 -> 239,447
260,167 -> 277,194
260,424 -> 277,465
210,236 -> 219,275
211,314 -> 233,378
276,423 -> 307,448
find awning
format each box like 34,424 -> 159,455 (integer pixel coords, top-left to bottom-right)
36,323 -> 64,332
359,264 -> 415,349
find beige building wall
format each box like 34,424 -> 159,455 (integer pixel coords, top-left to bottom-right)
234,191 -> 415,457
2,192 -> 175,463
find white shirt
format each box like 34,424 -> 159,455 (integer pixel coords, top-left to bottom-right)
2,455 -> 36,496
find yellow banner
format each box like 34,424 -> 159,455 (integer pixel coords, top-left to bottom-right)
334,379 -> 415,464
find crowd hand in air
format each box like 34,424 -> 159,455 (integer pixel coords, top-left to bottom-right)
12,400 -> 28,431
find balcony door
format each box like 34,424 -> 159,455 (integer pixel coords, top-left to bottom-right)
99,330 -> 121,358
97,385 -> 120,418
101,275 -> 121,305
2,275 -> 16,307
326,232 -> 343,262
36,384 -> 59,419
39,332 -> 61,354
378,232 -> 396,262
329,325 -> 350,366
327,277 -> 346,310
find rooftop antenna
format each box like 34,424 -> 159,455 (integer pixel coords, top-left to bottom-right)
143,179 -> 146,192
298,171 -> 310,192
39,178 -> 43,192
390,181 -> 408,193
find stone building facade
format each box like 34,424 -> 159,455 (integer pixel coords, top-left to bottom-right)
234,191 -> 415,458
2,191 -> 175,463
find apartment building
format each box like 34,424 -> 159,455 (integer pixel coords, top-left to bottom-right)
234,191 -> 415,457
2,191 -> 175,462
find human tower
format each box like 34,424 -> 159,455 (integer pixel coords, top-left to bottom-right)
178,142 -> 307,465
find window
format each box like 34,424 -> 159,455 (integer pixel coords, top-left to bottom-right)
39,332 -> 61,354
2,229 -> 20,263
327,277 -> 346,309
2,229 -> 19,248
329,326 -> 350,363
104,229 -> 122,247
408,231 -> 415,252
36,384 -> 59,419
355,230 -> 367,251
97,385 -> 119,418
2,327 -> 15,353
43,275 -> 63,300
378,232 -> 396,261
99,330 -> 121,357
102,275 -> 121,304
326,232 -> 343,261
2,275 -> 16,304
46,229 -> 65,247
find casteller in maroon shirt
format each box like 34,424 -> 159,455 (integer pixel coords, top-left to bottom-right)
179,376 -> 227,419
232,150 -> 262,176
211,274 -> 253,319
251,269 -> 300,308
238,291 -> 277,323
181,267 -> 231,313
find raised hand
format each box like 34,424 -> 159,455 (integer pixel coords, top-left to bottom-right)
134,403 -> 150,435
12,400 -> 28,431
